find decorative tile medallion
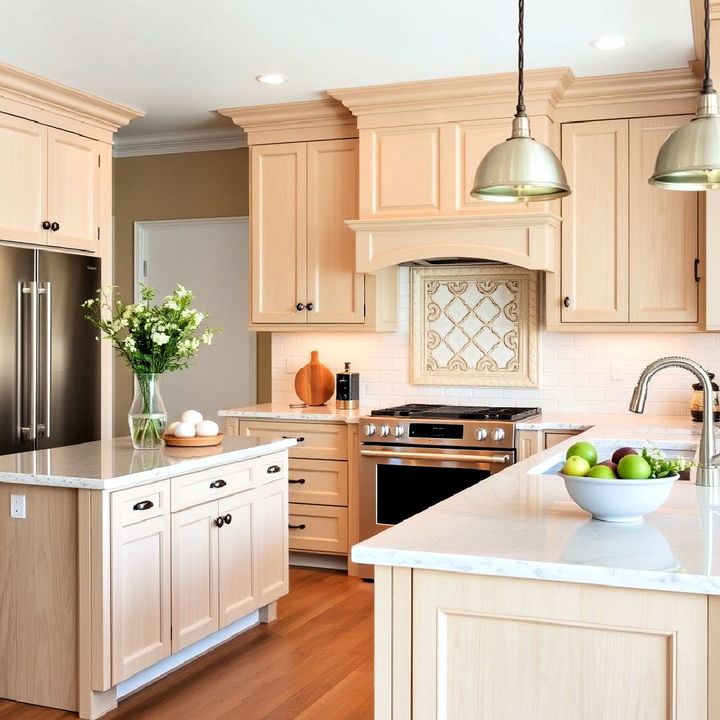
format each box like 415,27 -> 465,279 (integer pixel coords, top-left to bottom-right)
410,264 -> 539,387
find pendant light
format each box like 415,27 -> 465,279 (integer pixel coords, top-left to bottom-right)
471,0 -> 570,202
650,0 -> 720,189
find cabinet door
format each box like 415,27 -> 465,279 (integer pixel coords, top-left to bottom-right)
306,139 -> 364,323
629,116 -> 698,322
561,120 -> 629,322
250,143 -> 307,324
256,478 -> 288,605
171,501 -> 219,652
218,491 -> 256,626
46,128 -> 100,252
110,480 -> 171,683
0,114 -> 47,245
365,125 -> 442,217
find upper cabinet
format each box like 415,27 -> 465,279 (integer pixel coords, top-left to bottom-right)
551,115 -> 698,328
219,99 -> 398,332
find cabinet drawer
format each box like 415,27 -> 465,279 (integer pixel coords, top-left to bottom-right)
111,479 -> 170,527
237,420 -> 347,460
544,431 -> 581,450
172,462 -> 253,512
288,504 -> 348,554
252,452 -> 288,485
289,460 -> 347,506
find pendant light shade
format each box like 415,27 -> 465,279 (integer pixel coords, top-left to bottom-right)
649,0 -> 720,190
471,0 -> 570,202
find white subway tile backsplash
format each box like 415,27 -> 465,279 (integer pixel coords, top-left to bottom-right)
270,268 -> 717,417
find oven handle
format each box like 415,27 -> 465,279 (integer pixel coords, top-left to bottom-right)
360,449 -> 511,464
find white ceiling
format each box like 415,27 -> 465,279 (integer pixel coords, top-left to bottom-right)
0,0 -> 696,143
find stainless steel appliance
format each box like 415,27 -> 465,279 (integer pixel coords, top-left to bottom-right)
358,403 -> 541,578
0,246 -> 101,456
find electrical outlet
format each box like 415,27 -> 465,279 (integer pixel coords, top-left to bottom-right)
610,362 -> 623,382
10,494 -> 26,519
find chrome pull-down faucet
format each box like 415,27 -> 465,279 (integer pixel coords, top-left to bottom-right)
629,356 -> 720,486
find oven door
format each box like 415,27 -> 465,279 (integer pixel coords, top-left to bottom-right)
359,444 -> 513,543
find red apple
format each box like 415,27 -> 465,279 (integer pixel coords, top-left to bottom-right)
611,447 -> 637,465
597,459 -> 618,474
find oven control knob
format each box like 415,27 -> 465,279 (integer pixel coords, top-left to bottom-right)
364,423 -> 377,437
491,428 -> 505,442
475,428 -> 488,441
379,424 -> 390,437
394,425 -> 405,438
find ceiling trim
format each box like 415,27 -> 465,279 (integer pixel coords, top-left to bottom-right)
0,62 -> 143,132
113,128 -> 248,157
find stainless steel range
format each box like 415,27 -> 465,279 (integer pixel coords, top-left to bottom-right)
357,403 -> 541,578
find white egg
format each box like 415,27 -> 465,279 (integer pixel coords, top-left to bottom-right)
174,422 -> 196,438
195,420 -> 219,437
166,421 -> 181,435
181,409 -> 204,425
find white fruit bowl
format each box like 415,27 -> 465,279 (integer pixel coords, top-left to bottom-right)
558,472 -> 678,523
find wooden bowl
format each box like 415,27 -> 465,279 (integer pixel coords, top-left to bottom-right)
163,432 -> 224,447
163,444 -> 225,458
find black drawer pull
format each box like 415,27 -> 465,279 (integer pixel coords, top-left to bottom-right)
289,478 -> 306,484
215,516 -> 225,528
133,500 -> 154,511
289,523 -> 306,530
266,464 -> 282,474
210,479 -> 227,489
282,436 -> 304,443
224,513 -> 232,525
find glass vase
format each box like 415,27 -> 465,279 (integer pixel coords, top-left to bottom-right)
128,373 -> 167,449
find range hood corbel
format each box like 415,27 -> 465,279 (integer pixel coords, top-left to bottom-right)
346,212 -> 561,273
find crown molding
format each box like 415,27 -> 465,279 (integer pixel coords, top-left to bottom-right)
217,98 -> 357,144
113,128 -> 248,158
0,62 -> 143,133
328,68 -> 575,118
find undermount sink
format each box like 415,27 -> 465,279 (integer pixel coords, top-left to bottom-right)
529,439 -> 698,476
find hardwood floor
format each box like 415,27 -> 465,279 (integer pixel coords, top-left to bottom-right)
0,567 -> 374,720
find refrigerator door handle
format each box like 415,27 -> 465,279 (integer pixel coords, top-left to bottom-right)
16,282 -> 24,441
18,281 -> 37,441
39,282 -> 51,439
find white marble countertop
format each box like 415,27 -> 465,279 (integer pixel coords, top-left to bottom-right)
0,435 -> 296,491
352,423 -> 720,595
218,403 -> 366,423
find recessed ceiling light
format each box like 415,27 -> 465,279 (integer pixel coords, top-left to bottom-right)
591,36 -> 628,50
256,73 -> 288,85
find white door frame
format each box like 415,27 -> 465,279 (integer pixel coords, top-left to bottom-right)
133,216 -> 256,405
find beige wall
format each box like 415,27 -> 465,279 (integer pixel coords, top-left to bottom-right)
112,148 -> 271,435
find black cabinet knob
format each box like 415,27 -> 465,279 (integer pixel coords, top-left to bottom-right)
41,221 -> 51,230
289,523 -> 306,530
305,302 -> 314,312
224,513 -> 232,525
133,500 -> 154,511
563,296 -> 571,308
296,302 -> 305,311
50,222 -> 60,232
215,516 -> 225,528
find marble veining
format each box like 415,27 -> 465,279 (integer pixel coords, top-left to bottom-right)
352,425 -> 720,595
0,435 -> 296,491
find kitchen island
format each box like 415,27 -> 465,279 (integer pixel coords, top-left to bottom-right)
353,424 -> 720,720
0,435 -> 295,719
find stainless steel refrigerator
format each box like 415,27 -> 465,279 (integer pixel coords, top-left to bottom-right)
0,246 -> 101,456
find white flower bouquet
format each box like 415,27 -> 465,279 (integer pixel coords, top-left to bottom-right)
83,284 -> 221,447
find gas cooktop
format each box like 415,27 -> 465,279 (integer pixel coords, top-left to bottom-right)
369,403 -> 541,422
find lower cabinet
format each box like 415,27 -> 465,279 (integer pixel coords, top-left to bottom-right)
110,452 -> 289,682
516,428 -> 583,461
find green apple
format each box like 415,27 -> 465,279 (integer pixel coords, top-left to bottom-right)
561,455 -> 591,477
588,464 -> 618,479
566,441 -> 598,467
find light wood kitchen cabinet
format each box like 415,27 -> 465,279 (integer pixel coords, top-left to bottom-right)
256,476 -> 289,603
0,113 -> 102,252
405,570 -> 707,720
556,115 -> 698,327
110,480 -> 171,684
516,428 -> 583,461
250,138 -> 365,326
232,419 -> 352,559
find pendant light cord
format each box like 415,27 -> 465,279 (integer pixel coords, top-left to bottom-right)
704,0 -> 715,94
516,0 -> 526,116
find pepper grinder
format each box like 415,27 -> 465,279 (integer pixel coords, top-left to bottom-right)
335,362 -> 359,410
690,372 -> 720,422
